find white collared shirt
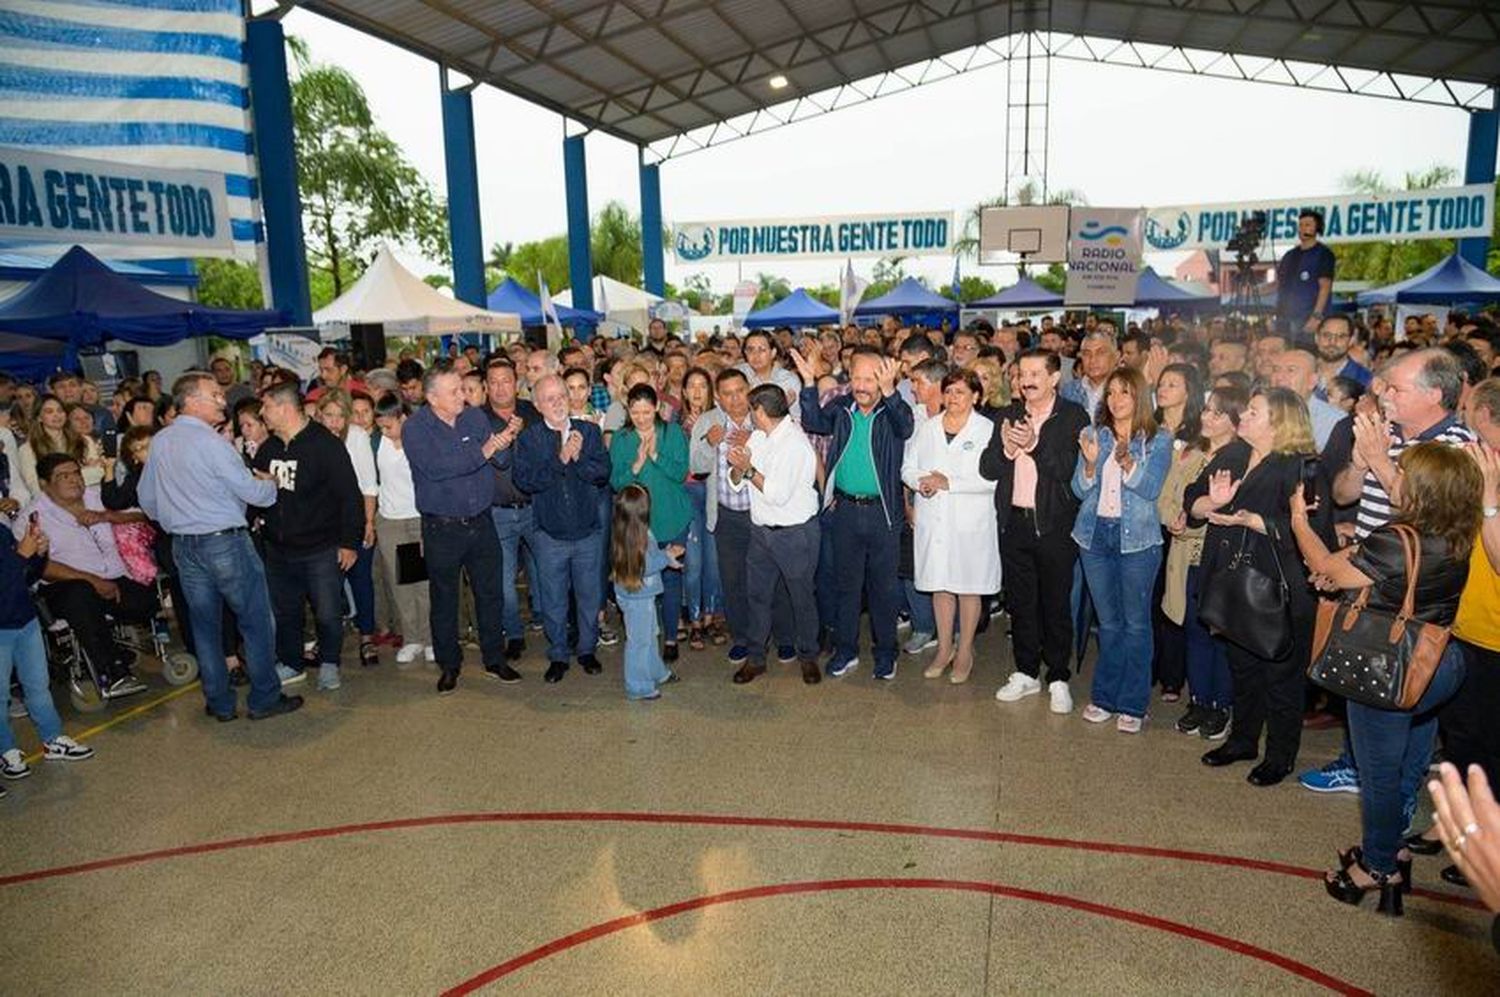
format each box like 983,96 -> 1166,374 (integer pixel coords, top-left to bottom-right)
730,416 -> 818,527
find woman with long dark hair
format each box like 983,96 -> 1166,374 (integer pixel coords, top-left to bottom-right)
1150,362 -> 1205,701
679,367 -> 725,648
1291,442 -> 1480,913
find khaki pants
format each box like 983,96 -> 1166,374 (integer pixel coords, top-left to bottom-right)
374,515 -> 431,646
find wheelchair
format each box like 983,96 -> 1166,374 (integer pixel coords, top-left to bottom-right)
32,575 -> 199,714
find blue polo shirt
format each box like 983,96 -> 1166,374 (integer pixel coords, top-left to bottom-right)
1275,242 -> 1336,330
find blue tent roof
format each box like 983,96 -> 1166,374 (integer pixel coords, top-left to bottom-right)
968,276 -> 1063,309
1356,253 -> 1500,307
744,288 -> 840,329
485,277 -> 603,327
854,277 -> 958,318
1131,267 -> 1217,308
0,246 -> 286,349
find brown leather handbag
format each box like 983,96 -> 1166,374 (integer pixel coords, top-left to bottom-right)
1308,524 -> 1450,710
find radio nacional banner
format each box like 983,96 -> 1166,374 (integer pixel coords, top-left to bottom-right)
673,211 -> 954,264
1065,208 -> 1145,307
0,147 -> 234,255
1143,184 -> 1494,252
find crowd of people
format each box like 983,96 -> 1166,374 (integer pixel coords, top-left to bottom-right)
3,297 -> 1500,919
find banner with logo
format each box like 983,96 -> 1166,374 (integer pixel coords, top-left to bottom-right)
673,211 -> 954,264
1143,184 -> 1494,252
1065,209 -> 1145,306
0,147 -> 234,255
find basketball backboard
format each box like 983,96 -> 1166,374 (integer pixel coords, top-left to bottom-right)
979,205 -> 1069,264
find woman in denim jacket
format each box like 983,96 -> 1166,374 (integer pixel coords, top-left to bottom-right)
1071,368 -> 1174,733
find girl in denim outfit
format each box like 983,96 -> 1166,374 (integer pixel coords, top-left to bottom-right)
611,485 -> 684,701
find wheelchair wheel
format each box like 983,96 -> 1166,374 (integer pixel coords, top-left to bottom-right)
162,652 -> 198,686
69,677 -> 107,714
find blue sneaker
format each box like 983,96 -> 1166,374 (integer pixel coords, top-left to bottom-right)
873,661 -> 897,681
1298,758 -> 1360,794
826,655 -> 858,678
727,645 -> 748,666
776,644 -> 797,664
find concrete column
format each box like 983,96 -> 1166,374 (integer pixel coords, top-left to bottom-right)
564,133 -> 594,311
440,70 -> 486,307
639,154 -> 664,296
245,18 -> 311,324
1458,96 -> 1498,270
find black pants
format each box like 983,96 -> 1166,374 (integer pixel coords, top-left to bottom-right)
44,578 -> 157,681
1001,514 -> 1076,684
1224,617 -> 1311,768
1150,528 -> 1185,693
745,519 -> 821,665
714,506 -> 793,648
830,499 -> 901,670
265,544 -> 346,670
1441,640 -> 1500,786
422,513 -> 505,673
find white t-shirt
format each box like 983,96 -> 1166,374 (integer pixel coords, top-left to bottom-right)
344,425 -> 379,498
375,440 -> 419,520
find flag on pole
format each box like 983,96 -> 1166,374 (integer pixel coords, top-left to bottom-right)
839,258 -> 868,326
538,271 -> 563,349
951,255 -> 963,303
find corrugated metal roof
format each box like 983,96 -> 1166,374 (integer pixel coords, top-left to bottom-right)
298,0 -> 1500,147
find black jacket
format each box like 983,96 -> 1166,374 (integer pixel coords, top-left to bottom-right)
798,387 -> 914,528
978,396 -> 1090,536
252,420 -> 363,552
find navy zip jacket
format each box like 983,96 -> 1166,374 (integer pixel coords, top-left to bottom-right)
0,527 -> 45,629
512,419 -> 611,541
798,386 -> 914,528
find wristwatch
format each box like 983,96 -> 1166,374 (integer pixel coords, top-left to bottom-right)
746,466 -> 760,480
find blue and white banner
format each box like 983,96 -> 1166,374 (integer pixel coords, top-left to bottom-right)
1065,208 -> 1145,307
673,211 -> 954,264
0,146 -> 233,253
0,0 -> 259,260
1143,185 -> 1495,252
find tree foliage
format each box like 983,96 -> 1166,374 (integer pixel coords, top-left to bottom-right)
941,275 -> 998,302
1330,166 -> 1458,285
194,257 -> 264,309
288,37 -> 448,300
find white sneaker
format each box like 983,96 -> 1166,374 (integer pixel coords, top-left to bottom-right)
1081,703 -> 1113,724
317,663 -> 341,691
0,748 -> 30,780
995,672 -> 1042,702
1116,714 -> 1144,734
8,697 -> 26,719
424,646 -> 436,663
43,735 -> 94,761
395,642 -> 424,664
903,631 -> 937,655
1048,681 -> 1073,714
276,663 -> 306,686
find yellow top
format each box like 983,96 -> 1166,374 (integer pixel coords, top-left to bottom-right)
1453,541 -> 1500,651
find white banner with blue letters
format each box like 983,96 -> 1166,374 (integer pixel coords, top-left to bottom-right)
673,211 -> 954,264
1144,185 -> 1494,252
1065,208 -> 1145,306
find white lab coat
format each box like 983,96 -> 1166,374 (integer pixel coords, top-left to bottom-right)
902,410 -> 1000,595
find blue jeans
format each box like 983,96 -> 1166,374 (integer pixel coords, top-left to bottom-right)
346,543 -> 376,635
172,530 -> 280,716
830,499 -> 901,672
615,589 -> 670,698
533,529 -> 602,662
903,579 -> 934,634
684,480 -> 722,621
815,505 -> 838,636
1183,564 -> 1232,708
265,544 -> 346,670
658,527 -> 687,641
0,619 -> 63,751
489,504 -> 540,640
1079,517 -> 1161,719
1346,643 -> 1467,874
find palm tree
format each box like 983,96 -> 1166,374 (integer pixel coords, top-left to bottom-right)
1333,166 -> 1458,285
753,271 -> 792,310
487,241 -> 514,271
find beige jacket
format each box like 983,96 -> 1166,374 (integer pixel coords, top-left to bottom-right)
1157,442 -> 1211,626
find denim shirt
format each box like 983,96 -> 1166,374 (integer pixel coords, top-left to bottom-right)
616,530 -> 671,601
1070,427 -> 1173,553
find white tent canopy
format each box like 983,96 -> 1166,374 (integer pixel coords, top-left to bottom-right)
313,246 -> 521,336
556,275 -> 662,333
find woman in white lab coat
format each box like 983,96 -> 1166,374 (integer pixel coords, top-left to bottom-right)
902,369 -> 1000,684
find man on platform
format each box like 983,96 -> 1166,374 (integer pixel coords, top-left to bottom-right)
1275,209 -> 1336,336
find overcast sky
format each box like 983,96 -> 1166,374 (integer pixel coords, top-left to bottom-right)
280,7 -> 1475,295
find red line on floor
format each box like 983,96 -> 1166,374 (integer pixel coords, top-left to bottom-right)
0,809 -> 1483,913
438,878 -> 1374,996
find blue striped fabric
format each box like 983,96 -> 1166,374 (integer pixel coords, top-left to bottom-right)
0,0 -> 258,260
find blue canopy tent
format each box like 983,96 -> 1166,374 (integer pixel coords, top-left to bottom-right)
743,288 -> 840,329
0,331 -> 68,381
1131,267 -> 1218,309
854,277 -> 959,325
485,277 -> 603,330
967,276 -> 1063,310
1356,253 -> 1500,307
0,246 -> 287,367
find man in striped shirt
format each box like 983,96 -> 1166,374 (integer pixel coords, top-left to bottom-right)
1303,349 -> 1473,795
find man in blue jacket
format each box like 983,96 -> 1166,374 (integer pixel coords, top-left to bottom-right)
513,374 -> 612,684
793,347 -> 913,680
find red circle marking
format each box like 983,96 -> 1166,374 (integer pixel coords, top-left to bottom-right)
0,810 -> 1483,914
439,878 -> 1374,996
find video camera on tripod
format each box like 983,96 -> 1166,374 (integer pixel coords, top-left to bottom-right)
1226,210 -> 1269,313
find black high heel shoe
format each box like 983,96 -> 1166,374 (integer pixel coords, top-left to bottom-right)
1403,831 -> 1444,856
1325,854 -> 1404,916
1339,845 -> 1412,894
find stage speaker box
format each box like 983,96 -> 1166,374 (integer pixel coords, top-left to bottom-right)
350,323 -> 386,370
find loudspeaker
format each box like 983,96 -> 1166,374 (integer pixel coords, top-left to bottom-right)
350,323 -> 386,370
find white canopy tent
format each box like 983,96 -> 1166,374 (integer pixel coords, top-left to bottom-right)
556,275 -> 662,333
313,246 -> 521,336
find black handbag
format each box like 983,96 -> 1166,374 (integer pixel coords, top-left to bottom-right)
1307,524 -> 1450,710
1198,525 -> 1293,660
